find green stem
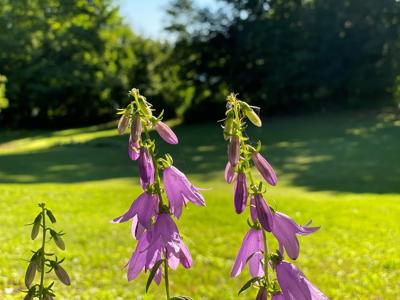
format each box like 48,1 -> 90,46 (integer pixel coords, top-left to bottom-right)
38,205 -> 46,300
164,257 -> 170,300
262,230 -> 270,288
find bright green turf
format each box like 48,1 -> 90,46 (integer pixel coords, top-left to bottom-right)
0,111 -> 399,299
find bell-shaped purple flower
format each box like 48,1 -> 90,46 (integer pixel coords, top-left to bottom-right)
225,161 -> 237,184
155,121 -> 179,144
256,287 -> 267,300
228,135 -> 240,167
272,212 -> 319,260
252,152 -> 277,186
252,194 -> 274,232
131,215 -> 145,240
112,192 -> 159,230
163,166 -> 205,218
231,228 -> 264,278
128,136 -> 140,161
234,172 -> 248,214
138,146 -> 154,189
276,261 -> 328,300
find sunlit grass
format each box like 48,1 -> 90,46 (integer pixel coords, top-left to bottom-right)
0,111 -> 399,299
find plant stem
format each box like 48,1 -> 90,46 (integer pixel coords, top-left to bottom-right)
262,230 -> 270,286
164,257 -> 170,300
38,205 -> 46,300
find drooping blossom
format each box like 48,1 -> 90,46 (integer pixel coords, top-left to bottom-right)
231,228 -> 264,278
225,161 -> 237,184
272,212 -> 319,260
252,194 -> 274,232
127,214 -> 192,283
275,261 -> 328,300
128,136 -> 140,161
155,121 -> 178,144
234,172 -> 248,214
252,152 -> 277,186
256,287 -> 267,300
228,135 -> 240,167
163,166 -> 205,218
131,215 -> 145,240
271,293 -> 285,300
138,146 -> 154,189
112,192 -> 159,229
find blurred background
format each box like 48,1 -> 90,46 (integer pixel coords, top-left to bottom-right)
0,0 -> 399,299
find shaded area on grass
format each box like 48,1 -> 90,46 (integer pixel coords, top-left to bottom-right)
0,111 -> 399,193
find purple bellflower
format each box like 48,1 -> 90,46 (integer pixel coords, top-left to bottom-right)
234,172 -> 248,214
225,161 -> 237,184
112,192 -> 159,229
155,121 -> 179,144
271,293 -> 285,300
276,261 -> 328,300
163,166 -> 205,218
272,213 -> 320,260
228,135 -> 240,167
231,228 -> 265,278
128,136 -> 140,161
252,152 -> 277,186
127,214 -> 192,283
252,194 -> 274,232
138,146 -> 154,189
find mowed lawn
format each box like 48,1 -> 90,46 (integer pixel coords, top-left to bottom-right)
0,111 -> 399,300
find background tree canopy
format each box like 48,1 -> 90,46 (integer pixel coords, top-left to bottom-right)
1,0 -> 400,127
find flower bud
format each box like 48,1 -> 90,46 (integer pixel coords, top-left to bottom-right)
25,262 -> 37,287
252,152 -> 277,186
234,172 -> 248,214
130,114 -> 142,143
228,135 -> 240,167
223,111 -> 234,140
241,102 -> 262,127
31,220 -> 41,240
54,264 -> 71,286
117,115 -> 129,135
138,96 -> 152,117
46,210 -> 57,223
50,230 -> 65,250
155,121 -> 178,144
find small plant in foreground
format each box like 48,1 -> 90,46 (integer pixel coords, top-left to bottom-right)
222,94 -> 328,300
114,88 -> 205,299
23,203 -> 70,300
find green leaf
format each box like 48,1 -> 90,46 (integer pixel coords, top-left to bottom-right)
238,277 -> 260,295
145,259 -> 164,293
170,296 -> 194,300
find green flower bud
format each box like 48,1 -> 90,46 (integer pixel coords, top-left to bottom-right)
46,210 -> 57,223
138,96 -> 152,117
31,215 -> 41,240
241,102 -> 262,127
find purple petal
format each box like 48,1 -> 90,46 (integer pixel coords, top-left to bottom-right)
256,287 -> 268,300
138,147 -> 155,189
254,194 -> 274,232
248,252 -> 264,277
234,172 -> 248,214
231,229 -> 264,277
128,136 -> 140,161
271,293 -> 285,300
225,161 -> 237,184
228,135 -> 240,166
127,232 -> 151,281
252,152 -> 277,186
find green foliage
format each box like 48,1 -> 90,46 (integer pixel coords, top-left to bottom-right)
0,111 -> 399,299
0,74 -> 8,111
166,0 -> 400,121
0,0 -> 177,127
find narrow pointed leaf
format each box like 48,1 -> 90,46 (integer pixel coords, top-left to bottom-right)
238,277 -> 260,295
145,259 -> 164,293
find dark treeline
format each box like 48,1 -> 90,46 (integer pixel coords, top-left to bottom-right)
1,0 -> 400,127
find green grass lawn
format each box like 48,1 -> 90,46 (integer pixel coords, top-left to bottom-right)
0,110 -> 399,299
